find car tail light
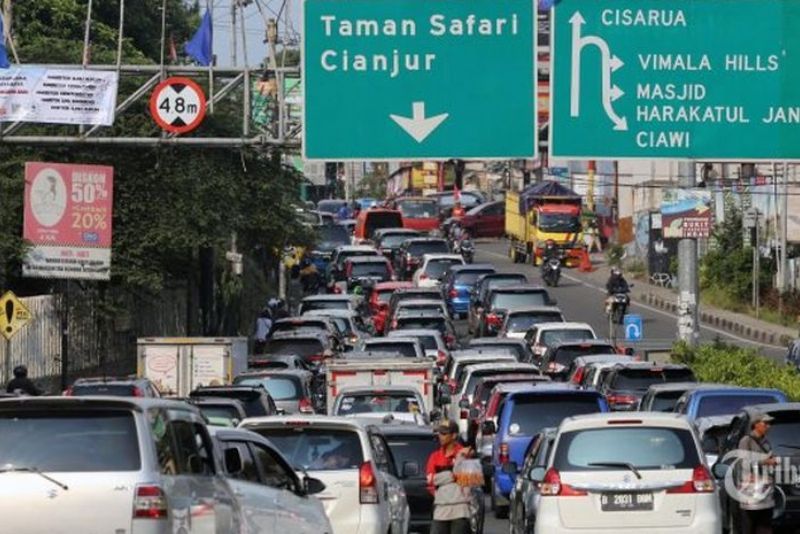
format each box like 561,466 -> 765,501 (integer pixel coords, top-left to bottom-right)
132,386 -> 144,397
298,398 -> 314,414
498,443 -> 509,464
486,313 -> 501,327
333,285 -> 343,294
449,288 -> 458,298
444,333 -> 455,347
420,273 -> 429,280
308,354 -> 324,363
133,484 -> 168,519
572,367 -> 585,384
667,466 -> 715,494
391,319 -> 398,330
540,468 -> 587,497
359,461 -> 380,504
63,387 -> 73,396
437,350 -> 447,366
607,394 -> 638,407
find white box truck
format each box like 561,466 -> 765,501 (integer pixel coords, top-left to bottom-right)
137,337 -> 248,397
325,359 -> 436,416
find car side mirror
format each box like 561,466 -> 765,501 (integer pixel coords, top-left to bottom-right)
481,420 -> 496,435
304,476 -> 326,495
224,447 -> 243,475
529,466 -> 546,482
402,461 -> 421,478
502,462 -> 519,475
712,462 -> 729,479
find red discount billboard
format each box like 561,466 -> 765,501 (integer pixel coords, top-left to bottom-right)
22,162 -> 114,280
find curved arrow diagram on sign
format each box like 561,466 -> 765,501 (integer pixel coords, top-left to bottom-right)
569,11 -> 627,131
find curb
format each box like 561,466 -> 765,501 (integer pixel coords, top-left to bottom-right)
639,291 -> 793,348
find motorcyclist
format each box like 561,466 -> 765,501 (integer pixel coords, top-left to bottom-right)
606,266 -> 630,295
299,256 -> 321,294
6,365 -> 42,396
541,239 -> 560,263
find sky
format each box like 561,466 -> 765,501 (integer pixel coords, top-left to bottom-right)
208,0 -> 299,68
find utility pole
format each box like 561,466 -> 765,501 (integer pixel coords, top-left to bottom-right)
677,161 -> 700,346
231,0 -> 238,66
587,160 -> 596,212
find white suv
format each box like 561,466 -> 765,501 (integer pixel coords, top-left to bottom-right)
240,416 -> 410,534
413,254 -> 465,288
524,322 -> 597,362
533,412 -> 721,534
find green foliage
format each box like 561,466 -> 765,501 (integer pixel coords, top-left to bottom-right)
672,341 -> 800,401
605,243 -> 625,266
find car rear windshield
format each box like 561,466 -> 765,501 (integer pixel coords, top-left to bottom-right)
468,343 -> 527,361
396,317 -> 447,333
366,342 -> 418,358
377,288 -> 396,303
425,259 -> 462,279
399,303 -> 443,315
253,427 -> 364,471
234,376 -> 302,401
412,335 -> 439,351
317,200 -> 347,214
507,313 -> 564,332
381,234 -> 416,248
337,251 -> 378,268
481,276 -> 528,295
491,291 -> 548,309
272,321 -> 326,334
193,390 -> 270,417
464,369 -> 538,396
397,199 -> 438,218
766,411 -> 800,454
70,384 -> 138,396
366,213 -> 403,238
407,241 -> 449,256
351,261 -> 390,278
264,338 -> 324,357
551,345 -> 615,366
0,410 -> 140,472
199,405 -> 241,426
385,434 -> 439,479
696,395 -> 781,418
315,225 -> 350,249
612,368 -> 696,391
505,394 -> 602,436
454,270 -> 495,286
540,329 -> 595,346
650,390 -> 686,412
553,427 -> 700,471
336,394 -> 422,415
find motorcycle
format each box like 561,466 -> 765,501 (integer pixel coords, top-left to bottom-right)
458,238 -> 475,264
541,257 -> 562,287
606,292 -> 630,325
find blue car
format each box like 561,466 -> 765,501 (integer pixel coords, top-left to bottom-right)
441,264 -> 496,319
486,384 -> 609,518
674,386 -> 787,421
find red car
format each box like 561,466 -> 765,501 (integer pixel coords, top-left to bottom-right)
369,281 -> 414,334
395,197 -> 440,233
459,200 -> 505,238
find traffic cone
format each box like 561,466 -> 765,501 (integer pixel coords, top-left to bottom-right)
579,247 -> 594,272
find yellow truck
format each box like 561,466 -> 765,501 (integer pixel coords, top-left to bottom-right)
505,181 -> 584,266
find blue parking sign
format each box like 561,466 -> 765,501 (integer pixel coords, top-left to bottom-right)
623,314 -> 643,342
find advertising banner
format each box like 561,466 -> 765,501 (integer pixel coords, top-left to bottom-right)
0,67 -> 118,125
23,162 -> 114,280
661,189 -> 712,239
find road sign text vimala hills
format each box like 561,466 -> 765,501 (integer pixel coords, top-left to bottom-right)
303,0 -> 535,160
551,0 -> 800,160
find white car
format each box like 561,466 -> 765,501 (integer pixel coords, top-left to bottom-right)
497,306 -> 565,339
533,412 -> 721,534
240,416 -> 410,534
413,253 -> 465,288
332,385 -> 429,425
524,322 -> 597,362
388,328 -> 448,363
210,426 -> 333,534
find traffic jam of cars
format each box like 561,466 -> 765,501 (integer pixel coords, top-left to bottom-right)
5,198 -> 800,534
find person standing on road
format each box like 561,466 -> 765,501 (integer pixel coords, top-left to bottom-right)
426,420 -> 472,534
737,411 -> 778,534
253,308 -> 272,354
6,365 -> 42,396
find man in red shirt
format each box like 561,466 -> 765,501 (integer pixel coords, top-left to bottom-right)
425,420 -> 472,534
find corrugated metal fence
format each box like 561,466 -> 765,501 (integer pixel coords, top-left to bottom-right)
0,288 -> 188,387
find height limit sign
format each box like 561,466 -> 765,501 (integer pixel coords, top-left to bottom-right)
149,77 -> 207,134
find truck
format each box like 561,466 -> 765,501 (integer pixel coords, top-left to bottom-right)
325,358 -> 436,417
137,337 -> 248,397
505,180 -> 583,266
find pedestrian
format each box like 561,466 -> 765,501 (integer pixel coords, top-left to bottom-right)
737,411 -> 778,534
6,365 -> 42,396
253,308 -> 272,354
425,420 -> 472,534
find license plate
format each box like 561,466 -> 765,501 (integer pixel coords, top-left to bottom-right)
600,492 -> 654,512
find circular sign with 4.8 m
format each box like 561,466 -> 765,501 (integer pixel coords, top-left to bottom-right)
149,77 -> 207,134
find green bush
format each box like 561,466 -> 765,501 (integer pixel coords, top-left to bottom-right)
672,341 -> 800,401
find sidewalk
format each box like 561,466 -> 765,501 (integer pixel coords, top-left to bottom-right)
574,253 -> 797,348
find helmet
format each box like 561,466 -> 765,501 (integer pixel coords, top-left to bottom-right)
545,239 -> 556,248
611,266 -> 622,277
13,365 -> 27,379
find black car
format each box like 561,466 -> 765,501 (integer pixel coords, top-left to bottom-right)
377,423 -> 485,534
540,340 -> 618,380
190,397 -> 248,427
597,362 -> 697,411
374,228 -> 421,261
714,403 -> 800,532
344,256 -> 394,291
395,238 -> 450,279
189,385 -> 279,418
263,330 -> 341,369
476,285 -> 554,337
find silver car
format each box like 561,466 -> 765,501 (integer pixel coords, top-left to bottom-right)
234,370 -> 317,414
0,397 -> 245,533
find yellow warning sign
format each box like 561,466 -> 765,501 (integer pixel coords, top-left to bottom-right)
0,291 -> 33,341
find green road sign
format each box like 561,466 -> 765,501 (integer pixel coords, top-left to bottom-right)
303,0 -> 536,160
551,0 -> 800,160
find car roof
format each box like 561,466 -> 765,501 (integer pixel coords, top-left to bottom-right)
559,412 -> 693,432
397,299 -> 446,307
335,245 -> 379,253
207,426 -> 275,445
373,423 -> 435,437
274,317 -> 329,324
192,385 -> 267,394
743,402 -> 800,415
550,339 -> 617,350
506,383 -> 593,398
422,254 -> 463,261
404,237 -> 447,244
611,362 -> 692,371
375,228 -> 419,235
269,331 -> 328,341
490,284 -> 548,292
532,321 -> 594,331
506,306 -> 563,315
346,256 -> 390,264
337,385 -> 422,396
469,338 -> 528,347
478,373 -> 550,385
235,369 -> 312,379
241,415 -> 370,430
301,294 -> 358,302
364,337 -> 420,345
72,376 -> 145,385
491,381 -> 552,395
573,355 -> 635,366
0,396 -> 191,412
341,350 -> 423,360
374,281 -> 415,290
645,381 -> 722,394
189,397 -> 247,409
694,414 -> 737,434
478,273 -> 528,282
451,349 -> 516,360
448,264 -> 495,273
463,362 -> 540,374
388,328 -> 443,338
684,386 -> 784,398
304,309 -> 358,319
